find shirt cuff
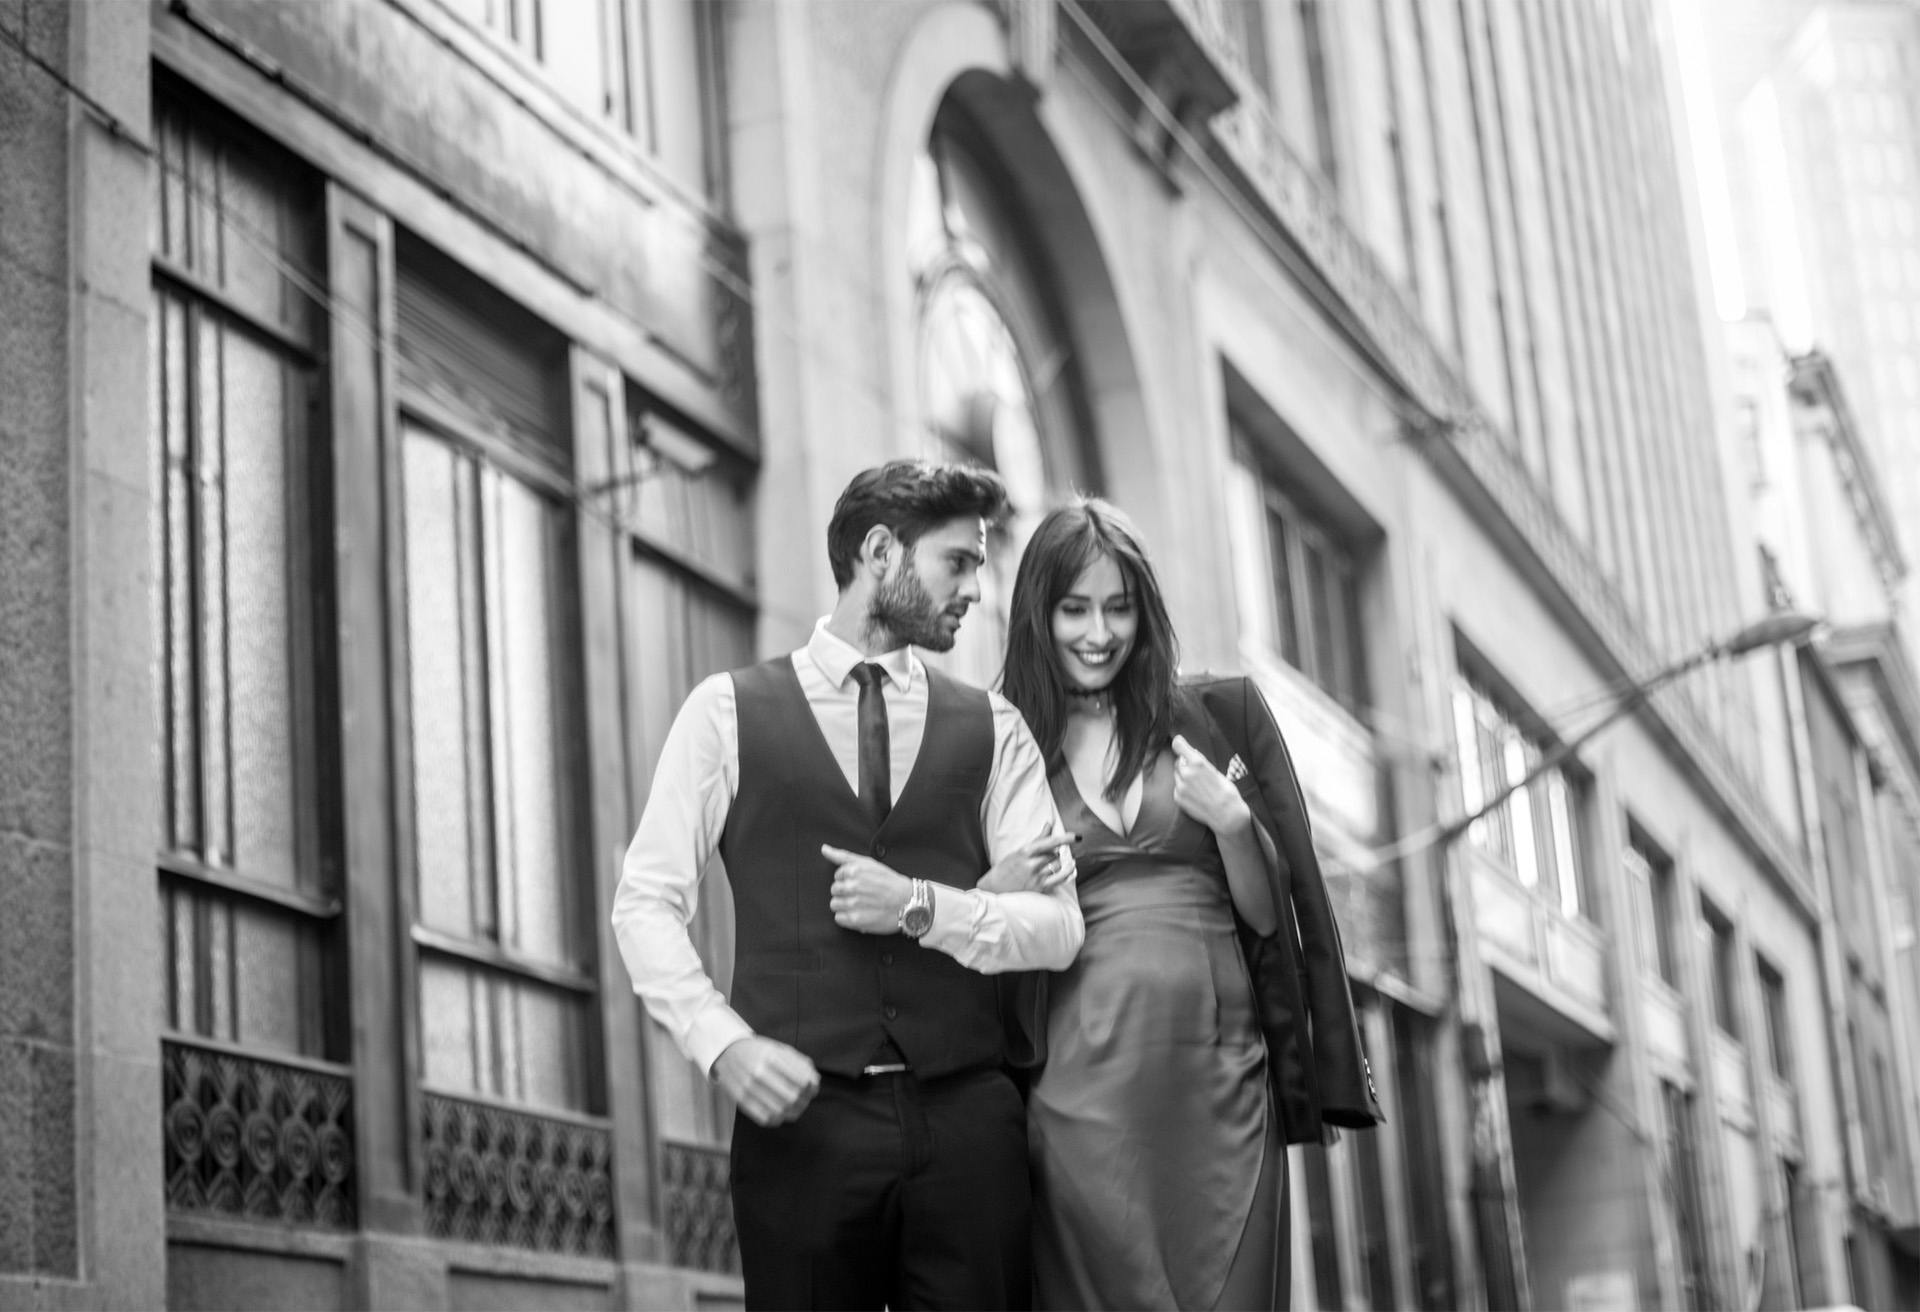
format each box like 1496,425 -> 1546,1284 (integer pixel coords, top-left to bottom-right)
918,884 -> 982,954
686,1005 -> 757,1080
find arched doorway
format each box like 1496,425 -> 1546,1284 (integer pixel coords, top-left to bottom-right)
909,103 -> 1091,686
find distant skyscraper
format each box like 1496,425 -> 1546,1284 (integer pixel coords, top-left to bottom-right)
1719,2 -> 1920,623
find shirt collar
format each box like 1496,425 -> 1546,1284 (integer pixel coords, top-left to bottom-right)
807,618 -> 919,693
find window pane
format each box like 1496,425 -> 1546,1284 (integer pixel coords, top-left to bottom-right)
153,97 -> 318,348
647,0 -> 708,186
405,432 -> 487,942
1505,737 -> 1539,887
1268,508 -> 1300,665
1652,863 -> 1680,986
1547,774 -> 1581,918
233,901 -> 321,1053
491,474 -> 573,970
164,881 -> 325,1058
1336,570 -> 1364,709
1760,962 -> 1791,1079
193,315 -> 234,869
1452,683 -> 1491,850
544,0 -> 613,120
420,956 -> 586,1112
631,414 -> 754,588
1305,533 -> 1339,692
158,292 -> 202,857
224,330 -> 304,889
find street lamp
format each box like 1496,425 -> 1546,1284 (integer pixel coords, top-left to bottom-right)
1366,608 -> 1823,871
1391,607 -> 1819,1312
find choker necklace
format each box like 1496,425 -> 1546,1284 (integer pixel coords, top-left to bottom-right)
1065,685 -> 1111,701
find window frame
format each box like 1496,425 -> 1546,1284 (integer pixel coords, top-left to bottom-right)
1450,665 -> 1590,919
151,87 -> 347,1067
1701,898 -> 1741,1042
1758,955 -> 1792,1082
394,398 -> 601,1112
1233,431 -> 1371,714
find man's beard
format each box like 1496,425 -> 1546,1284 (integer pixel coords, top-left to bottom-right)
870,559 -> 965,651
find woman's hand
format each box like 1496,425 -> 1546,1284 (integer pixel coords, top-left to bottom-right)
979,831 -> 1079,895
1170,734 -> 1252,837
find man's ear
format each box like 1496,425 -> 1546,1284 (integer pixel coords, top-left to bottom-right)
860,524 -> 897,576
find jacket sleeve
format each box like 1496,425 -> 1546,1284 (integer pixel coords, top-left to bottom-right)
1237,677 -> 1383,1128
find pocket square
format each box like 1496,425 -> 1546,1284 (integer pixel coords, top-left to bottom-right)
1225,754 -> 1249,783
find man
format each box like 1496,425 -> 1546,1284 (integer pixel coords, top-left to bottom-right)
612,459 -> 1083,1310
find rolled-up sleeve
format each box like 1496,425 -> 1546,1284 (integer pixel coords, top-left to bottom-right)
609,673 -> 753,1077
918,693 -> 1084,971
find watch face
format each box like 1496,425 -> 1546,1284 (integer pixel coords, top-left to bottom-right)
902,904 -> 934,938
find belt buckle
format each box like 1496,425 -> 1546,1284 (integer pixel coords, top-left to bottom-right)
861,1062 -> 909,1076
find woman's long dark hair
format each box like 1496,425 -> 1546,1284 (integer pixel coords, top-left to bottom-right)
1000,499 -> 1179,800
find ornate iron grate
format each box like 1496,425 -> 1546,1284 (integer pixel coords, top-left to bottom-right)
162,1039 -> 356,1228
661,1139 -> 738,1274
421,1093 -> 614,1257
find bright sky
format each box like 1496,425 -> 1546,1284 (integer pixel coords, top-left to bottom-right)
1669,0 -> 1748,321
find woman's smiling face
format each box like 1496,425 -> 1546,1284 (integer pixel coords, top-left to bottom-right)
1051,552 -> 1137,693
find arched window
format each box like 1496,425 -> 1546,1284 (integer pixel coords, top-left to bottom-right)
909,106 -> 1086,682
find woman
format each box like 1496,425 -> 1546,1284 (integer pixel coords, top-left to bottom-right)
996,499 -> 1380,1311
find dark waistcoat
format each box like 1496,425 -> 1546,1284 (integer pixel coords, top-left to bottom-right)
721,657 -> 998,1078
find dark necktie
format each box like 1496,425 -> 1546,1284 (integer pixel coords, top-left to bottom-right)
848,662 -> 891,824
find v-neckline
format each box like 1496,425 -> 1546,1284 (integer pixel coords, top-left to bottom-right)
1063,758 -> 1151,842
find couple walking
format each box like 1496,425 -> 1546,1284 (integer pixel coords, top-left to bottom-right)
612,460 -> 1380,1310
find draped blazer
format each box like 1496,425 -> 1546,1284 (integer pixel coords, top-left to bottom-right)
1174,674 -> 1383,1143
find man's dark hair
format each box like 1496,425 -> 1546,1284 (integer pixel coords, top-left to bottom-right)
826,459 -> 1009,589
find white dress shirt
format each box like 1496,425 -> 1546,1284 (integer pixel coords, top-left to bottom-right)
611,620 -> 1084,1076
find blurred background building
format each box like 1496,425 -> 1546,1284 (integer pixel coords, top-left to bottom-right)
1,0 -> 1918,1308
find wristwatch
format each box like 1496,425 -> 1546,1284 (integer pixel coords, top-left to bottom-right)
897,879 -> 935,939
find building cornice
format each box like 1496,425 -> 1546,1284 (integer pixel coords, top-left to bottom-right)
1788,351 -> 1908,597
1824,620 -> 1920,792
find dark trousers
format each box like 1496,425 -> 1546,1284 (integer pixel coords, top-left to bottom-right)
730,1065 -> 1032,1311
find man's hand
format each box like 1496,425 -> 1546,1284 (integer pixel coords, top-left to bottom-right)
979,831 -> 1078,895
1171,734 -> 1252,837
711,1035 -> 820,1127
822,844 -> 913,934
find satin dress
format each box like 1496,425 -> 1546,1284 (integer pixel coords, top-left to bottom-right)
1030,751 -> 1284,1310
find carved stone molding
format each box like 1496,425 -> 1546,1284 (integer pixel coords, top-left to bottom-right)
421,1093 -> 615,1258
661,1139 -> 738,1274
162,1040 -> 356,1229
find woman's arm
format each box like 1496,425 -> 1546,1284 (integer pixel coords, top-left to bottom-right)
1170,734 -> 1277,935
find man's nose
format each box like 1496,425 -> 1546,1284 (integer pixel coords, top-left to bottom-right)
957,569 -> 983,604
